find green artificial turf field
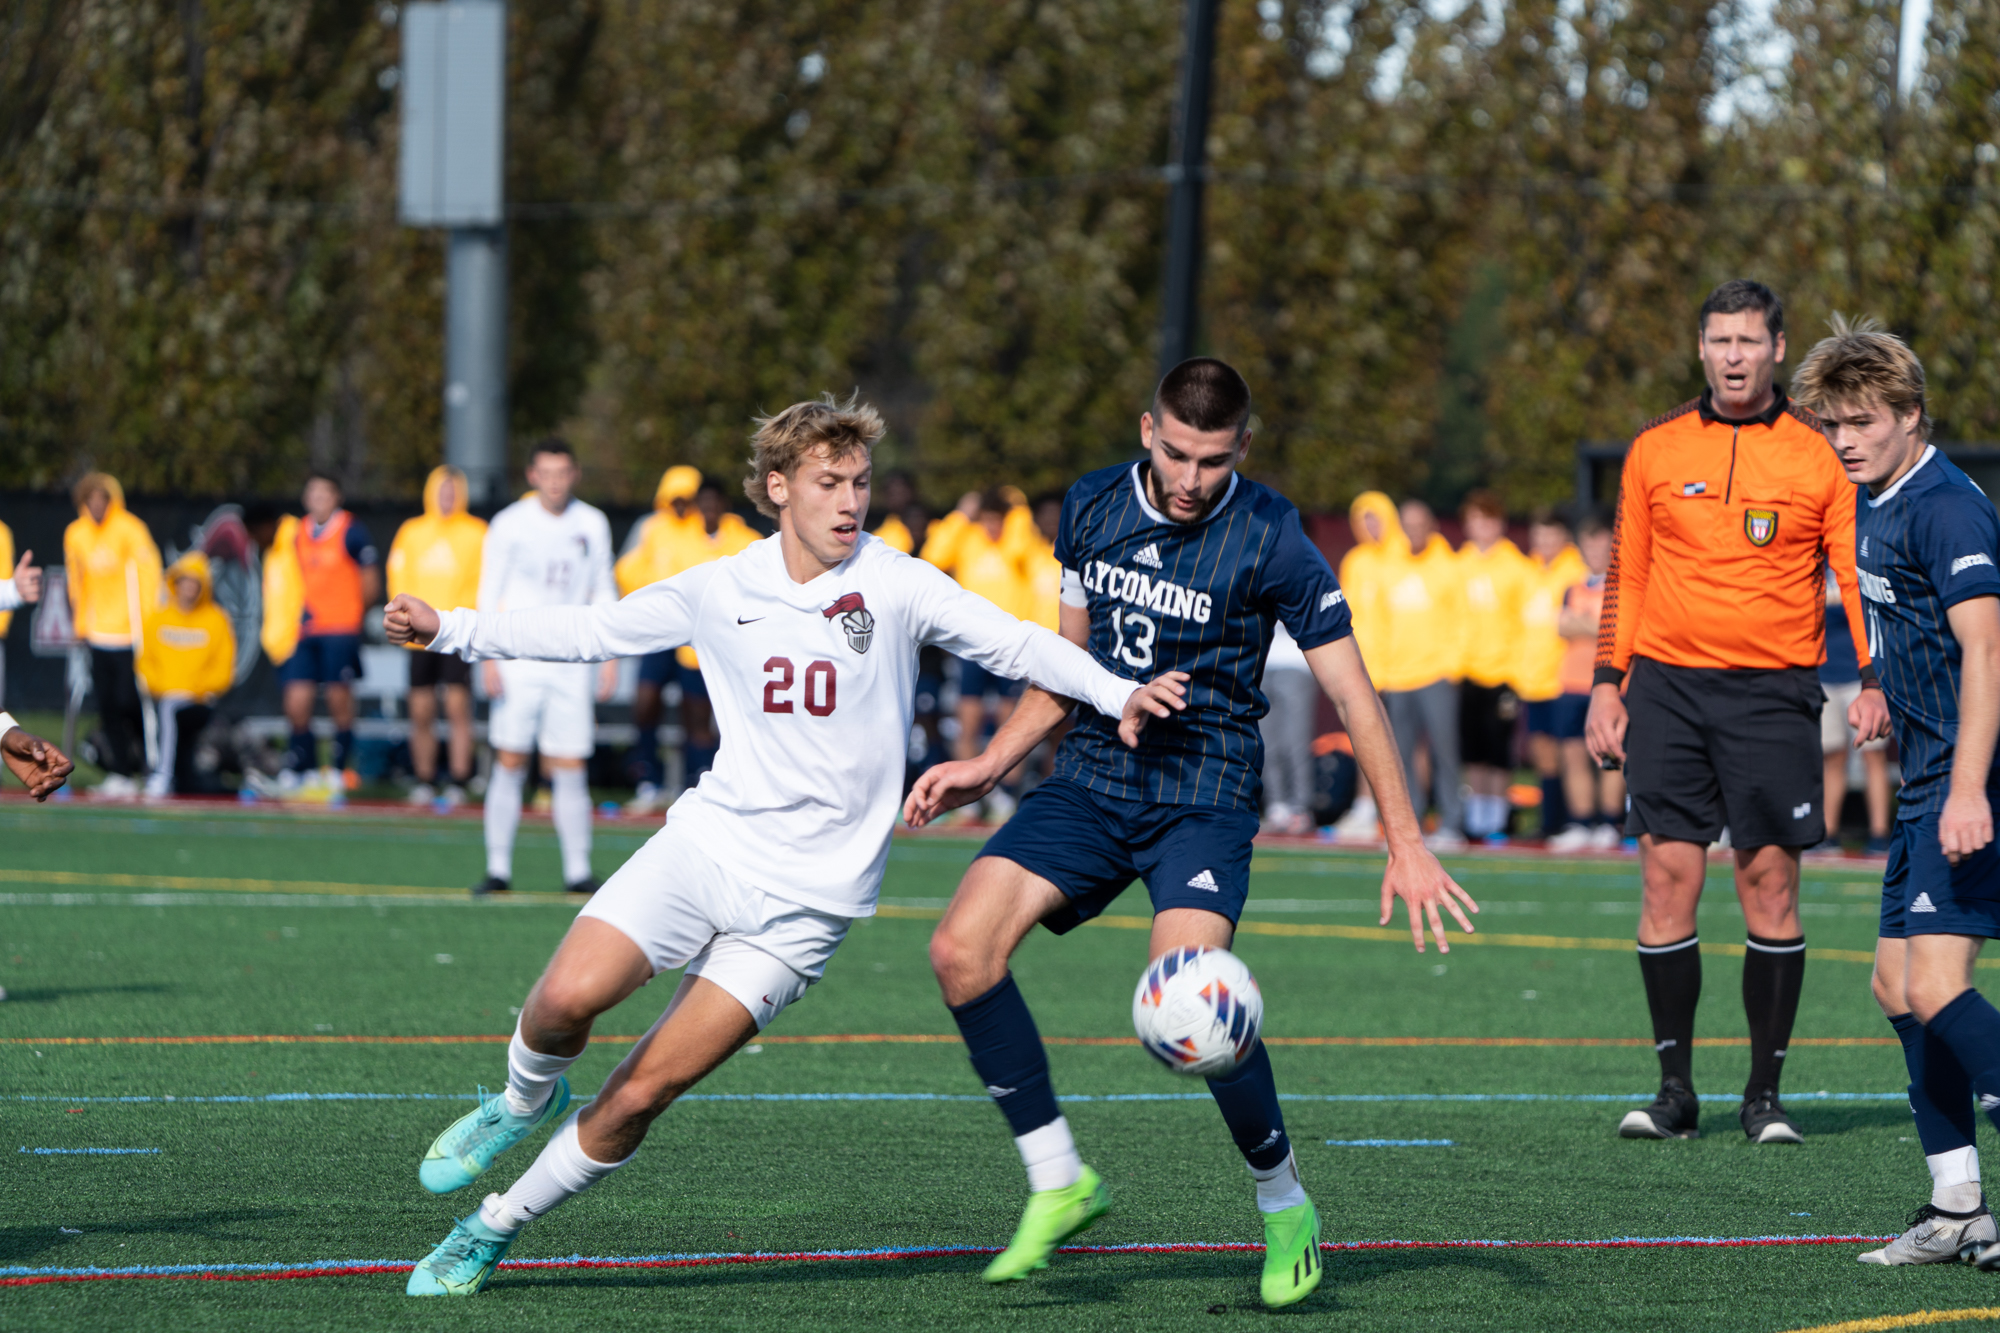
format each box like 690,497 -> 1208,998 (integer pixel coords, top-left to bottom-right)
3,803 -> 1997,1331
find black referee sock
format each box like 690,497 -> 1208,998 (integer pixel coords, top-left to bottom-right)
1539,777 -> 1568,838
1742,934 -> 1806,1099
1636,934 -> 1701,1087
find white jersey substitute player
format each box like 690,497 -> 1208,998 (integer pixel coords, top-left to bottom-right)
383,394 -> 1188,1298
475,439 -> 618,895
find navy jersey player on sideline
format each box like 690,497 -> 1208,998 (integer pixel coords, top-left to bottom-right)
1794,321 -> 2000,1268
905,358 -> 1479,1308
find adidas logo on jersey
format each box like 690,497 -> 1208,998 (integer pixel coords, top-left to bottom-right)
1187,868 -> 1219,891
1912,892 -> 1939,913
1134,543 -> 1164,569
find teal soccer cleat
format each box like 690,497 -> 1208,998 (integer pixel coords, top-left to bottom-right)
406,1205 -> 517,1296
419,1079 -> 571,1195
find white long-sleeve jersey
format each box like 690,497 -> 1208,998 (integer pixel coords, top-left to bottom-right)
430,533 -> 1141,916
477,496 -> 617,613
0,577 -> 20,613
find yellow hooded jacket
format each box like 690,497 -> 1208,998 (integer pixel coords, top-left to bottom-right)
921,508 -> 1031,619
615,466 -> 704,597
261,516 -> 305,666
139,552 -> 236,700
1374,527 -> 1468,693
1338,493 -> 1402,677
871,513 -> 915,554
387,466 -> 488,619
1458,537 -> 1533,689
661,509 -> 759,669
1512,544 -> 1590,702
0,519 -> 13,637
64,475 -> 162,650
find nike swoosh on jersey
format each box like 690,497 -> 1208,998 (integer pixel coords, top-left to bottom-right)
737,615 -> 765,624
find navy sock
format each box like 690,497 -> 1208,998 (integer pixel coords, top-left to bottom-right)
1927,989 -> 2000,1131
1742,934 -> 1806,1098
949,974 -> 1062,1137
286,729 -> 316,772
1890,1011 -> 1977,1156
1206,1041 -> 1291,1170
332,729 -> 356,773
1636,933 -> 1700,1086
1539,777 -> 1568,838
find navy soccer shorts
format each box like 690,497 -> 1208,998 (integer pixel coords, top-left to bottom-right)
278,633 -> 362,686
958,657 -> 1024,702
1879,812 -> 2000,940
975,779 -> 1261,935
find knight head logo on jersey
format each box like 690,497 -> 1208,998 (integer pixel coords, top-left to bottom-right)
1744,508 -> 1778,547
822,592 -> 874,654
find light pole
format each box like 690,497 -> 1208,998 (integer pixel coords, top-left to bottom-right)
1159,0 -> 1220,377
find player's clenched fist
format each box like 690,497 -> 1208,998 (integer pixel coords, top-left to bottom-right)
384,594 -> 441,648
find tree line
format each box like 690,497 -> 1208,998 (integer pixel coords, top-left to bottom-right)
4,0 -> 1997,512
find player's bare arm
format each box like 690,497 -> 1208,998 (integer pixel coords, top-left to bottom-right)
1942,596 -> 2000,863
0,715 -> 75,801
1302,636 -> 1478,952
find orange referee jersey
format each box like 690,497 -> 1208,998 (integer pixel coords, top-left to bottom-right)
1596,390 -> 1870,681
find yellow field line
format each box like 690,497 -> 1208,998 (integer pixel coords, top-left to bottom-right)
0,1034 -> 1893,1048
0,867 -> 571,899
1779,1308 -> 2000,1333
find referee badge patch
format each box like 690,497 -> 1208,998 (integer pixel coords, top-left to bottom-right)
1744,508 -> 1778,547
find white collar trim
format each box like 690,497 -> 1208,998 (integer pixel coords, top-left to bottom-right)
1129,464 -> 1240,527
1868,444 -> 1936,507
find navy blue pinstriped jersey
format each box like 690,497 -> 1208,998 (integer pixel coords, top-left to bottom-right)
1855,448 -> 2000,819
1050,462 -> 1353,811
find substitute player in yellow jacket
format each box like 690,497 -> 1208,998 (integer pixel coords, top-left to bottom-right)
1327,492 -> 1405,843
138,552 -> 236,799
1512,509 -> 1590,842
388,466 -> 487,808
1378,499 -> 1469,849
1457,491 -> 1532,842
65,473 -> 162,796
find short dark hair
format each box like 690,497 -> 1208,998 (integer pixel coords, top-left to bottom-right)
1699,279 -> 1784,338
977,487 -> 1012,519
1153,357 -> 1252,436
529,436 -> 576,464
1577,511 -> 1612,539
696,478 -> 726,499
304,471 -> 342,493
1528,504 -> 1570,533
1461,489 -> 1506,522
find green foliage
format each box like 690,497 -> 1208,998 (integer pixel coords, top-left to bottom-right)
6,0 -> 2000,510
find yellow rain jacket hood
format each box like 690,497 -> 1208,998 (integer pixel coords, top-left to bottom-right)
261,515 -> 304,666
1337,492 -> 1403,675
386,466 -> 489,619
615,467 -> 706,596
139,551 -> 237,700
64,473 -> 163,649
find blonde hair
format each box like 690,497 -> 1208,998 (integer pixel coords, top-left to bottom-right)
743,391 -> 886,519
1793,314 -> 1932,439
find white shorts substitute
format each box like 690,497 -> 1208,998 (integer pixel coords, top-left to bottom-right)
488,660 -> 596,759
577,822 -> 851,1029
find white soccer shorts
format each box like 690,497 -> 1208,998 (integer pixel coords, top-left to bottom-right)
577,821 -> 851,1030
487,660 -> 596,759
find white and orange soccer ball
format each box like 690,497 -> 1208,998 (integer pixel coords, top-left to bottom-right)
1131,946 -> 1264,1077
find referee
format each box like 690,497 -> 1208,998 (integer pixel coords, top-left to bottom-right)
1586,280 -> 1890,1144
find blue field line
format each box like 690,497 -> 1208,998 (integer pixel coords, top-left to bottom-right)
9,1089 -> 1911,1106
17,1147 -> 160,1155
1325,1139 -> 1455,1146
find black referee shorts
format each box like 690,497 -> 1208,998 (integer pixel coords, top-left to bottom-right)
408,650 -> 472,690
1623,656 -> 1824,851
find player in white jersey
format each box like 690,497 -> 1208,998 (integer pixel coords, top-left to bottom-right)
383,394 -> 1186,1297
475,439 -> 619,895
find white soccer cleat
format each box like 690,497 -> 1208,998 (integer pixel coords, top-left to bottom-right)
1858,1204 -> 1995,1265
1589,823 -> 1623,852
625,781 -> 667,815
1329,798 -> 1380,845
1546,823 -> 1594,853
407,782 -> 437,807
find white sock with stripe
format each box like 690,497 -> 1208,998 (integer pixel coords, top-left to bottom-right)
482,1113 -> 632,1233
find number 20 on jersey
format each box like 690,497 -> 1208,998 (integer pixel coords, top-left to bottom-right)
762,657 -> 838,716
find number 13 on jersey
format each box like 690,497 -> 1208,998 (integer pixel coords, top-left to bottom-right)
1109,609 -> 1156,670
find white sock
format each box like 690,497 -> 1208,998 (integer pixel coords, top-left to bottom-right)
1929,1145 -> 1984,1212
1015,1117 -> 1083,1193
483,1112 -> 631,1232
1250,1149 -> 1309,1214
504,1023 -> 581,1118
484,762 -> 525,880
550,767 -> 593,884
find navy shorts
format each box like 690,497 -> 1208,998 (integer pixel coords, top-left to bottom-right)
637,651 -> 707,700
279,633 -> 361,686
958,657 -> 1024,702
975,779 -> 1260,935
1525,693 -> 1589,740
1879,812 -> 2000,939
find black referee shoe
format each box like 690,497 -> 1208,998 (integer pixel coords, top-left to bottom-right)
1740,1091 -> 1804,1144
472,876 -> 510,897
1618,1076 -> 1701,1139
564,878 -> 598,896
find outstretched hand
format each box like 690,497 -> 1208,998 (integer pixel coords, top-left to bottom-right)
1379,843 -> 1480,953
2,724 -> 74,801
902,758 -> 997,829
1117,671 -> 1190,748
383,594 -> 441,648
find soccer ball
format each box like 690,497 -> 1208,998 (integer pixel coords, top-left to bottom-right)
1131,946 -> 1264,1078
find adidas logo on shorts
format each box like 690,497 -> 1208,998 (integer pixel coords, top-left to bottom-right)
1792,802 -> 1812,819
1187,868 -> 1220,891
1912,892 -> 1939,913
1134,543 -> 1164,569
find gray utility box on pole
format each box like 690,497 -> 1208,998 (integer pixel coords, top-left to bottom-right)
399,0 -> 508,507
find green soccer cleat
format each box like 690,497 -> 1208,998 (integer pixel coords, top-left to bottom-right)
406,1206 -> 517,1297
1260,1199 -> 1323,1308
419,1079 -> 571,1195
981,1165 -> 1112,1283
